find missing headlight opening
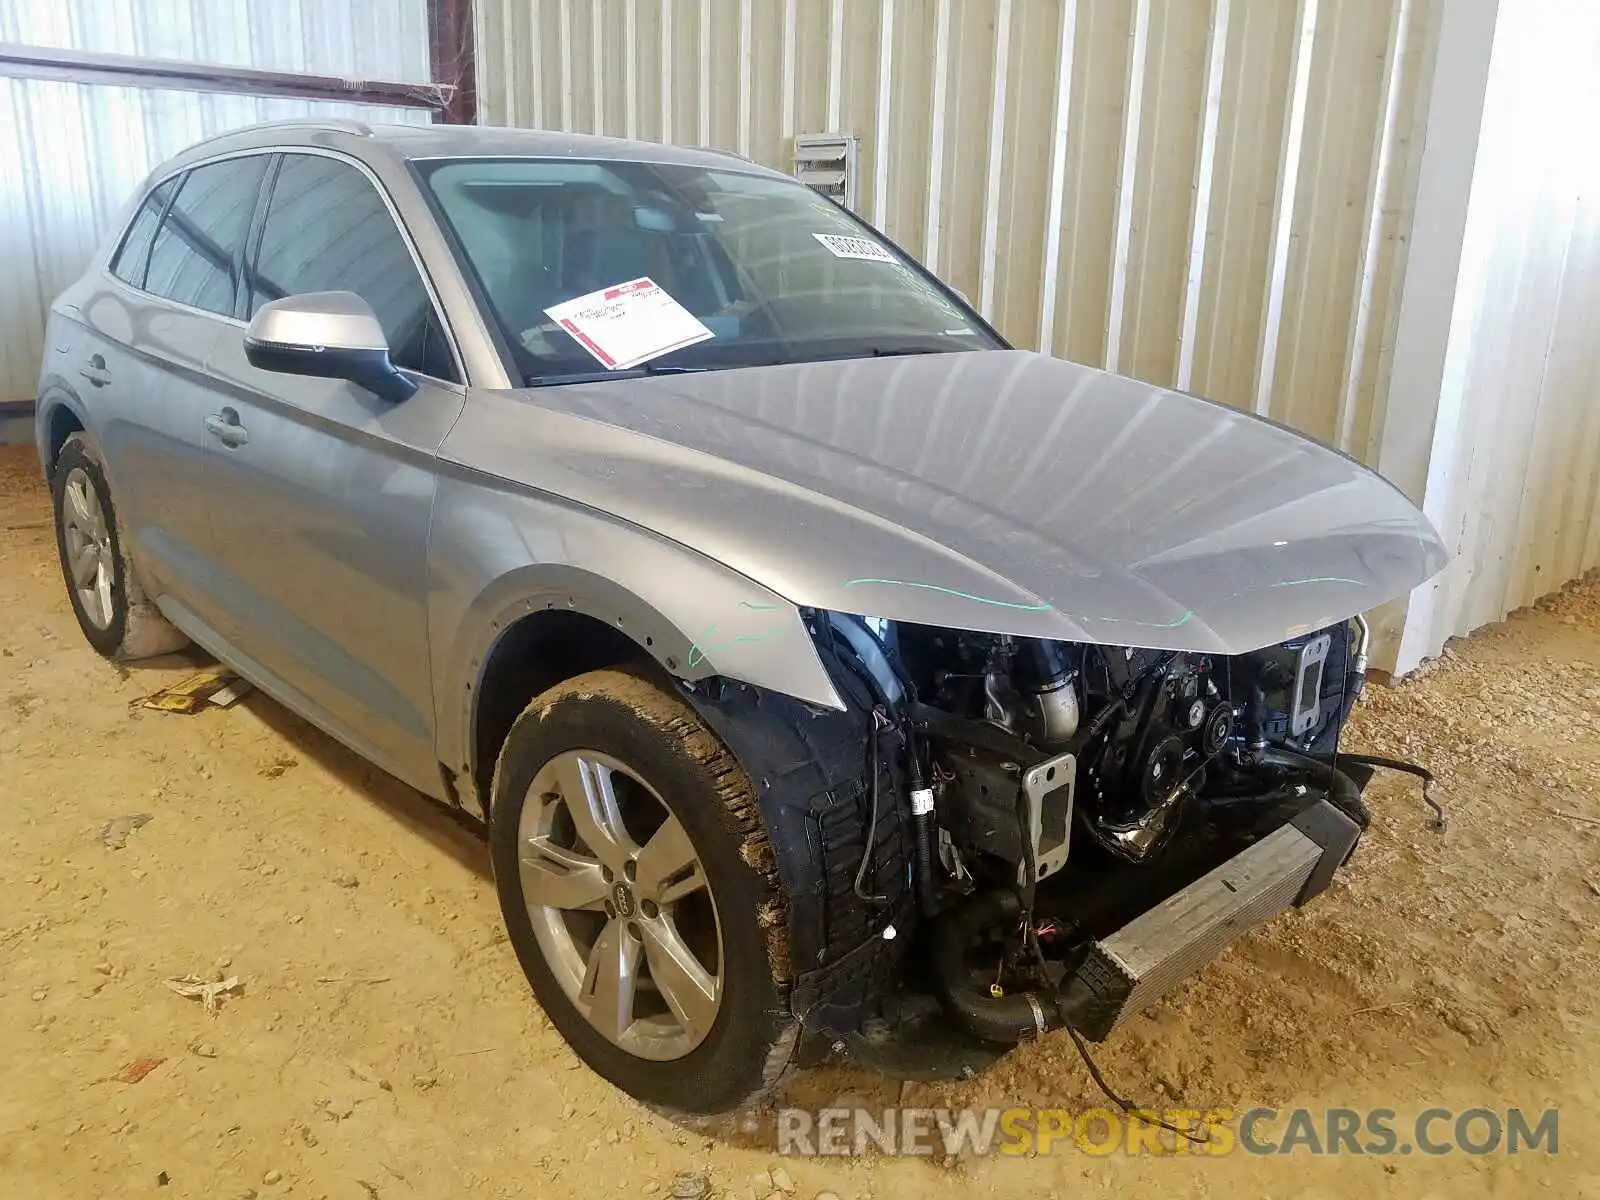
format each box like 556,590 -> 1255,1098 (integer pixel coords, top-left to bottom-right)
712,610 -> 1441,1092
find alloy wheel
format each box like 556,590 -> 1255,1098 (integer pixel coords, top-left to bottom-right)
60,466 -> 115,630
517,750 -> 724,1060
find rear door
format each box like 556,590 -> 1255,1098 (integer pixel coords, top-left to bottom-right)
89,155 -> 270,632
200,151 -> 465,793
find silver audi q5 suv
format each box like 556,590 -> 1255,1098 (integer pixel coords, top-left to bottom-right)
36,121 -> 1445,1114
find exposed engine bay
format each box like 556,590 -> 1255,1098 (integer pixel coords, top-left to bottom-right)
804,610 -> 1385,1060
898,619 -> 1358,875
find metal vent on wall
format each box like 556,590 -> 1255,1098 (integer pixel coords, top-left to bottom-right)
794,133 -> 860,212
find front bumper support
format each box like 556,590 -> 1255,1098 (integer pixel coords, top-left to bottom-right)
1060,798 -> 1360,1039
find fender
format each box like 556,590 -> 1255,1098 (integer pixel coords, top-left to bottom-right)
427,465 -> 845,800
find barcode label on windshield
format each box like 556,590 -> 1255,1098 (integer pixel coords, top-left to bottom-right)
813,233 -> 897,263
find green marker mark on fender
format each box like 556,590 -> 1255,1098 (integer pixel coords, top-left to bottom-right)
687,602 -> 792,668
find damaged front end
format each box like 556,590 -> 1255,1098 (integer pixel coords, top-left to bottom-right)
587,349 -> 1454,1076
688,609 -> 1398,1075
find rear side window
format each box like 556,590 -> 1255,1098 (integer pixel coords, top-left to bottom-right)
247,153 -> 457,382
110,178 -> 176,288
144,156 -> 269,316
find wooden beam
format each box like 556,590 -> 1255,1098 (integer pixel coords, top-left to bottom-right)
0,42 -> 450,113
429,0 -> 477,124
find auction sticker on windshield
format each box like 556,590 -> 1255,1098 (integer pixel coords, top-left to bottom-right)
813,233 -> 898,263
544,277 -> 715,370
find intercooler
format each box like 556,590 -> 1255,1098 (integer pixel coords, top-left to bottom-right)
1060,799 -> 1361,1040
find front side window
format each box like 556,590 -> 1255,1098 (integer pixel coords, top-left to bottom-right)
416,157 -> 1001,385
247,153 -> 457,382
143,156 -> 269,316
110,178 -> 177,289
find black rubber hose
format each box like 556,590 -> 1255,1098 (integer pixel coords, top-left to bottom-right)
929,889 -> 1063,1044
1256,745 -> 1370,829
1339,751 -> 1444,831
912,809 -> 939,917
906,742 -> 940,918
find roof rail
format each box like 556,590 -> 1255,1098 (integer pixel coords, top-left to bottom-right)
179,118 -> 376,155
689,144 -> 756,164
237,117 -> 376,137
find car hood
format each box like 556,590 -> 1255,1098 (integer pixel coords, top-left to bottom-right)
464,349 -> 1447,654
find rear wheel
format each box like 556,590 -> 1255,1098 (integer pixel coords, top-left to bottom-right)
50,433 -> 189,660
489,668 -> 796,1113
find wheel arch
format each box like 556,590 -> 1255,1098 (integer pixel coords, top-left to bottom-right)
438,562 -> 844,820
34,384 -> 89,482
465,605 -> 657,818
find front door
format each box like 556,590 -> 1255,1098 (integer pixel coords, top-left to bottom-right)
90,157 -> 270,633
201,151 -> 465,794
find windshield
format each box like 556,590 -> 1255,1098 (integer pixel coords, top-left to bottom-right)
416,157 -> 1003,384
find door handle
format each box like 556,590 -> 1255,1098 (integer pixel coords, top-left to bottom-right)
204,409 -> 250,447
79,354 -> 111,387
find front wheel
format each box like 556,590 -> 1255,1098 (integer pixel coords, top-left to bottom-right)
489,668 -> 798,1113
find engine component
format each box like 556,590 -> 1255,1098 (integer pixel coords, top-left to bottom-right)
930,889 -> 1065,1043
1025,673 -> 1081,745
1094,780 -> 1190,861
1177,696 -> 1206,730
1014,639 -> 1080,745
1291,633 -> 1333,737
1081,658 -> 1201,863
940,749 -> 1075,884
1241,623 -> 1350,751
1140,735 -> 1186,808
942,754 -> 1028,865
804,611 -> 1379,1064
1201,703 -> 1233,758
1020,751 -> 1076,882
979,638 -> 1081,746
936,826 -> 973,885
1257,745 -> 1370,829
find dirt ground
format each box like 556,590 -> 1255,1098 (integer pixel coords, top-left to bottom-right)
2,440 -> 1598,1199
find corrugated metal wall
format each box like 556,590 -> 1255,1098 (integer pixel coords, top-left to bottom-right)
7,0 -> 1582,672
1397,0 -> 1600,670
0,0 -> 434,402
477,0 -> 1438,457
485,0 -> 1570,669
1,0 -> 432,84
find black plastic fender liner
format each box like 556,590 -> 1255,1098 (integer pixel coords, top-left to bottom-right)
679,646 -> 912,1034
929,889 -> 1065,1044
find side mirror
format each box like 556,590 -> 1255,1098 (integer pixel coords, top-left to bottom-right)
244,291 -> 417,403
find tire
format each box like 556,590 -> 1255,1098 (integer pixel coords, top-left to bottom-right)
489,667 -> 797,1114
50,432 -> 190,660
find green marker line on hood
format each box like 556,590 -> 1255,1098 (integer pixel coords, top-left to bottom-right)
841,578 -> 1055,612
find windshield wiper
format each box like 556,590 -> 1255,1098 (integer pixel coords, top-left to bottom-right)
522,364 -> 709,387
523,344 -> 967,385
796,344 -> 969,365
